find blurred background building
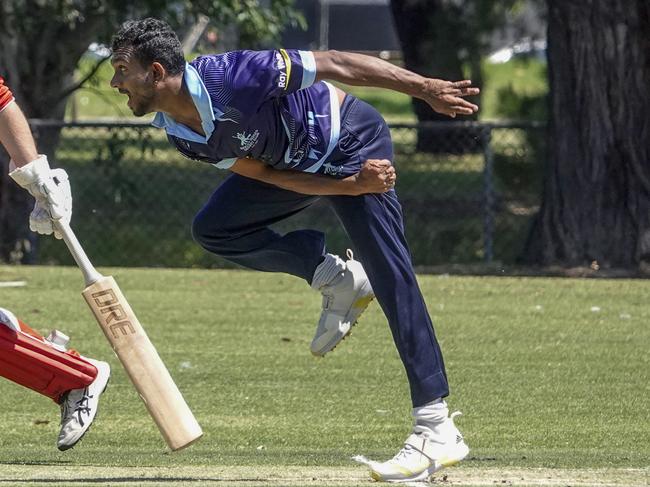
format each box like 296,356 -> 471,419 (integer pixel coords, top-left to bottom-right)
281,0 -> 401,53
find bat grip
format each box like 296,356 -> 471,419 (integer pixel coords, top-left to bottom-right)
55,220 -> 103,286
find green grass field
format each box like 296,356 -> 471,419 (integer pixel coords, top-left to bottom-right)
0,265 -> 648,486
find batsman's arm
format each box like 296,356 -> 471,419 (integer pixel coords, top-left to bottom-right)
312,51 -> 480,118
229,157 -> 396,195
0,84 -> 39,166
1,77 -> 72,239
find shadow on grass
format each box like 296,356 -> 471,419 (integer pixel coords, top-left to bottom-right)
0,461 -> 73,465
0,479 -> 262,484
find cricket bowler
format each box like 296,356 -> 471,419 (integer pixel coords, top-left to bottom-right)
109,18 -> 477,482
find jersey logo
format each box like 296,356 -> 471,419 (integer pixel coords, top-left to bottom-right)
277,49 -> 292,90
233,130 -> 260,152
322,162 -> 344,176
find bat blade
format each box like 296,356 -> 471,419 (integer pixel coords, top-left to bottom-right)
82,275 -> 202,451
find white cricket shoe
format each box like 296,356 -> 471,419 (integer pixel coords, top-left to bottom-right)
57,358 -> 110,451
354,412 -> 469,483
310,250 -> 374,356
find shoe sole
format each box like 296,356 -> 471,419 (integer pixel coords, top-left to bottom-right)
369,442 -> 470,483
311,292 -> 375,357
57,364 -> 111,452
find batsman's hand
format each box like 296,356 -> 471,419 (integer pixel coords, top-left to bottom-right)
420,79 -> 480,118
9,155 -> 72,239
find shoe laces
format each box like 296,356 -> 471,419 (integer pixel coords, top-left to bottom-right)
391,427 -> 433,463
60,388 -> 93,427
320,262 -> 347,307
319,250 -> 356,309
59,396 -> 70,425
391,443 -> 418,463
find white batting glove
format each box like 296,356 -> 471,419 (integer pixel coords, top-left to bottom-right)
9,155 -> 72,239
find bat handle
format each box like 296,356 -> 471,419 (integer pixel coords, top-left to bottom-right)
55,220 -> 103,286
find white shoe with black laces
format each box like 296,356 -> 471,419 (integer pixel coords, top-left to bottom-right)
310,250 -> 374,356
57,358 -> 110,451
354,411 -> 469,483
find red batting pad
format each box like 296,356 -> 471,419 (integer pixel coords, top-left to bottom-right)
0,325 -> 97,402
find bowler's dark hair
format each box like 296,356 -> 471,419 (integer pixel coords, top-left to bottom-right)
112,18 -> 185,75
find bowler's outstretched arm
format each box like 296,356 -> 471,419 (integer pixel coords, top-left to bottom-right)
313,51 -> 480,118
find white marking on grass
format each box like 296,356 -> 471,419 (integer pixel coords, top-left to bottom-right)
179,361 -> 193,369
0,281 -> 27,288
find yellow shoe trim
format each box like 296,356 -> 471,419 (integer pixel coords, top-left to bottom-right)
353,294 -> 374,309
440,457 -> 461,468
392,463 -> 421,477
370,461 -> 428,481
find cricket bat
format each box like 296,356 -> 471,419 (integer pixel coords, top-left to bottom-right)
55,220 -> 203,451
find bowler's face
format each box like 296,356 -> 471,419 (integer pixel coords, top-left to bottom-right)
110,48 -> 156,117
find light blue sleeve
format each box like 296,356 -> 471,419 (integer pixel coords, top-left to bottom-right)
213,158 -> 238,170
298,51 -> 316,90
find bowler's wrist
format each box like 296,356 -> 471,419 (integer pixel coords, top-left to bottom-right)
341,174 -> 362,196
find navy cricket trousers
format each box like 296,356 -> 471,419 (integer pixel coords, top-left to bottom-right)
192,97 -> 449,407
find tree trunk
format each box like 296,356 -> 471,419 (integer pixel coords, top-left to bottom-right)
523,1 -> 650,268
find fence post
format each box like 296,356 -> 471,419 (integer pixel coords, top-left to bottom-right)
482,126 -> 495,264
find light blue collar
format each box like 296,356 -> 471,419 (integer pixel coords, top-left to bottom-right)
152,63 -> 215,143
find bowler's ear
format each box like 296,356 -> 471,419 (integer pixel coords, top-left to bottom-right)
151,62 -> 166,83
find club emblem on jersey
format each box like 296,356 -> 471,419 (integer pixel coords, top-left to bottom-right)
322,162 -> 344,176
233,130 -> 260,152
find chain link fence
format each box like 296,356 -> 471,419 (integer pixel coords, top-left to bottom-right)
27,119 -> 545,269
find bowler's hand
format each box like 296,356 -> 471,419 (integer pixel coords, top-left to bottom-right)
350,159 -> 396,195
421,79 -> 480,118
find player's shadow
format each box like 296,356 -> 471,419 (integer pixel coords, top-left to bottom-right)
0,477 -> 263,483
0,460 -> 73,465
0,462 -> 267,483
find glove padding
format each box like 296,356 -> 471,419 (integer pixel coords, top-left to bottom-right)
9,155 -> 72,239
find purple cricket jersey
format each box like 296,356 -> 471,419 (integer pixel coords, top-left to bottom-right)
160,49 -> 342,175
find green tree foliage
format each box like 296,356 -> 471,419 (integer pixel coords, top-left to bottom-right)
0,0 -> 301,262
0,1 -> 301,119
